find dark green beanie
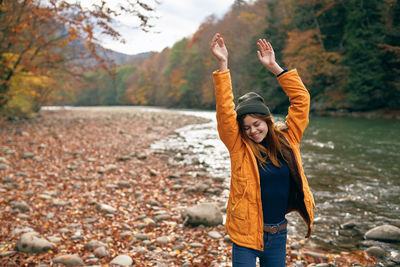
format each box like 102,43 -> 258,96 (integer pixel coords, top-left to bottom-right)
235,92 -> 271,118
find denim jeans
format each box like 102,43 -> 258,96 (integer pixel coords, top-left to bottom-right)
232,220 -> 287,267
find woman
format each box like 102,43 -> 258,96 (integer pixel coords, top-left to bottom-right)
210,33 -> 315,266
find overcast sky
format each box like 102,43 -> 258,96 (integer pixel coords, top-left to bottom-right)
99,0 -> 248,55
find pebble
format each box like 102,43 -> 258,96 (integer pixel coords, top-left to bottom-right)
53,254 -> 84,266
144,218 -> 156,227
96,203 -> 116,214
155,214 -> 171,222
365,246 -> 385,258
134,233 -> 149,240
303,251 -> 328,260
94,246 -> 108,258
156,236 -> 170,244
0,164 -> 9,170
208,231 -> 222,239
190,242 -> 204,248
21,152 -> 35,159
364,224 -> 400,242
11,200 -> 30,212
85,240 -> 107,250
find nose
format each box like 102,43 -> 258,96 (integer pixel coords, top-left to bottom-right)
249,126 -> 257,134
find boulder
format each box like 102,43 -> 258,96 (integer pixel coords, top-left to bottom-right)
181,203 -> 223,226
364,225 -> 400,243
16,232 -> 54,254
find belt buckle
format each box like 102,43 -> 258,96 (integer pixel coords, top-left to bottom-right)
270,225 -> 278,234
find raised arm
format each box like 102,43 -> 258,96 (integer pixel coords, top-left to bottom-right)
257,39 -> 309,144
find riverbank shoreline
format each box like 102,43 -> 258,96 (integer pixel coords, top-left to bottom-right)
0,108 -> 379,266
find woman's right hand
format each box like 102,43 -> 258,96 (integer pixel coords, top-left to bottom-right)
210,33 -> 228,71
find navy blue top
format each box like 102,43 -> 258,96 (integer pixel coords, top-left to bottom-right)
258,150 -> 290,224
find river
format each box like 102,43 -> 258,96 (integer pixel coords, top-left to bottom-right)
152,109 -> 400,254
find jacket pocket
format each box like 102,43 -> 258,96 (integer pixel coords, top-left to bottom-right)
230,175 -> 248,220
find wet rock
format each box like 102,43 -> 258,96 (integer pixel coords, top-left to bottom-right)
53,254 -> 85,266
365,246 -> 385,258
340,220 -> 357,229
181,203 -> 223,226
96,203 -> 116,214
208,231 -> 222,239
16,232 -> 54,254
364,225 -> 400,243
0,164 -> 9,170
94,246 -> 108,258
110,254 -> 133,266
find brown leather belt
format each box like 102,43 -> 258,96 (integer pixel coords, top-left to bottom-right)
263,222 -> 287,234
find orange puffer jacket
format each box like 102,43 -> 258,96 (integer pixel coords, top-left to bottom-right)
213,69 -> 316,251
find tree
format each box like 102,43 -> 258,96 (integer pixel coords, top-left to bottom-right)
0,0 -> 157,114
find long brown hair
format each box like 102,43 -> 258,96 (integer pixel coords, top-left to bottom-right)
238,114 -> 290,167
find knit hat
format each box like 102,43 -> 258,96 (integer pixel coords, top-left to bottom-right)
235,92 -> 271,118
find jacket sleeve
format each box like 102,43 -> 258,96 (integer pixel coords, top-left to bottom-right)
278,69 -> 310,145
213,69 -> 242,153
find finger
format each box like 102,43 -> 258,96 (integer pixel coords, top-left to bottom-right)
257,40 -> 264,52
260,39 -> 269,50
218,36 -> 225,47
257,50 -> 263,60
266,41 -> 273,51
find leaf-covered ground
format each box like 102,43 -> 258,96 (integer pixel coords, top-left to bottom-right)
0,108 -> 376,266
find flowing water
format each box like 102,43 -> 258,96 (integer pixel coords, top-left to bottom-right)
152,109 -> 400,253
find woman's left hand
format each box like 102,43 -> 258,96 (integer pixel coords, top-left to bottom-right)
257,39 -> 283,75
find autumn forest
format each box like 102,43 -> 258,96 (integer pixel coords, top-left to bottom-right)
1,0 -> 399,117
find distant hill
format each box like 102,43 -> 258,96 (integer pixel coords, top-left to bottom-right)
96,47 -> 152,66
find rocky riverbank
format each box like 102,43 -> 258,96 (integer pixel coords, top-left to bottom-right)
0,107 -> 396,266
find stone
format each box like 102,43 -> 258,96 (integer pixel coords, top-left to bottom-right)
223,235 -> 232,243
85,240 -> 107,250
155,214 -> 171,222
16,232 -> 54,254
303,251 -> 328,260
190,242 -> 204,248
118,181 -> 131,188
11,201 -> 30,212
11,227 -> 35,235
0,164 -> 9,170
21,153 -> 35,159
134,233 -> 149,241
96,203 -> 116,214
156,236 -> 170,244
110,254 -> 133,266
364,225 -> 400,243
94,246 -> 108,258
365,246 -> 385,258
207,231 -> 222,239
53,254 -> 85,266
143,218 -> 156,227
181,203 -> 223,226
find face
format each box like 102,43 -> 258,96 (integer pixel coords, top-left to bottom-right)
242,114 -> 268,143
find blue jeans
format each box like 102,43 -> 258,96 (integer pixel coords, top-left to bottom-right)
232,220 -> 287,267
